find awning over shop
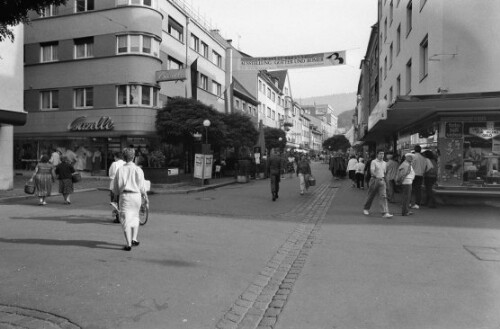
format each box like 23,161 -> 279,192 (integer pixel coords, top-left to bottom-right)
362,91 -> 500,142
0,109 -> 27,126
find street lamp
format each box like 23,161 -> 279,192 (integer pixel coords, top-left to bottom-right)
203,119 -> 211,144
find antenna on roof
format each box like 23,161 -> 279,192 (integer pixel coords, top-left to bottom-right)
237,34 -> 241,50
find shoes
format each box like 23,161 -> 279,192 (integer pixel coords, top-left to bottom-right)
275,193 -> 279,199
42,201 -> 47,206
382,213 -> 394,218
131,240 -> 140,247
113,219 -> 120,224
65,201 -> 71,204
300,191 -> 304,195
411,204 -> 420,209
363,209 -> 370,215
402,211 -> 413,216
272,195 -> 276,201
123,246 -> 132,251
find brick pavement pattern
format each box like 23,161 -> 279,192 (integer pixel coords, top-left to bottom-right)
216,182 -> 338,329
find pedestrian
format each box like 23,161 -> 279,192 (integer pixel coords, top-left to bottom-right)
109,152 -> 126,223
347,155 -> 358,187
287,153 -> 296,179
422,150 -> 438,208
48,148 -> 61,167
410,145 -> 428,209
362,150 -> 393,218
31,155 -> 55,206
364,152 -> 375,188
267,148 -> 282,201
397,153 -> 415,216
92,148 -> 102,174
385,152 -> 399,203
354,157 -> 365,189
296,154 -> 312,195
55,155 -> 76,204
112,148 -> 149,251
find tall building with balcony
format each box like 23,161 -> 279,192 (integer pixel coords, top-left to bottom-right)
16,0 -> 230,170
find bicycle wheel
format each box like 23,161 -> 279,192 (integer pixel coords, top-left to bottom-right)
139,205 -> 148,226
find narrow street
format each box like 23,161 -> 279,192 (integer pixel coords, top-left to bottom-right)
1,162 -> 500,329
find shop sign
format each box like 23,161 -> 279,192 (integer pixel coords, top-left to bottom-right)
68,116 -> 114,131
469,127 -> 500,139
156,69 -> 187,82
445,122 -> 463,138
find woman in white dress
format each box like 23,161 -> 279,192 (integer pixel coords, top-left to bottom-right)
112,148 -> 149,251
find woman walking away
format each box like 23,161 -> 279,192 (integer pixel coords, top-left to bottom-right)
397,153 -> 415,216
112,148 -> 149,251
31,155 -> 55,206
347,155 -> 358,187
55,156 -> 75,204
354,158 -> 365,189
296,155 -> 312,195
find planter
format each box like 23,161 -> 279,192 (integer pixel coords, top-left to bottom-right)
143,167 -> 185,184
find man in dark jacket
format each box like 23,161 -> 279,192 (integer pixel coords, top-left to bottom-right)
267,148 -> 283,201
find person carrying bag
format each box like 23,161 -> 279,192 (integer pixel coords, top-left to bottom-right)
296,155 -> 312,195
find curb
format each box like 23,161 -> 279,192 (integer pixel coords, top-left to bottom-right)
0,188 -> 97,203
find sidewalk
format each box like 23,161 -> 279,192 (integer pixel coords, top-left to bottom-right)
0,171 -> 237,201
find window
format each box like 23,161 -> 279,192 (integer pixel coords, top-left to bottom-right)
167,56 -> 183,69
190,34 -> 199,52
117,84 -> 157,106
406,1 -> 413,36
117,0 -> 156,7
212,81 -> 222,97
420,35 -> 429,80
396,24 -> 401,55
384,56 -> 387,78
267,107 -> 271,118
271,92 -> 275,102
384,18 -> 387,41
235,99 -> 240,109
406,59 -> 412,94
272,110 -> 275,120
201,41 -> 209,58
389,87 -> 393,102
40,90 -> 59,110
116,34 -> 160,57
390,0 -> 393,24
168,17 -> 184,42
40,42 -> 58,62
199,74 -> 208,90
74,37 -> 93,59
41,5 -> 58,17
74,87 -> 93,108
76,0 -> 94,12
396,75 -> 401,96
212,51 -> 222,68
389,43 -> 393,68
258,80 -> 263,92
267,88 -> 271,98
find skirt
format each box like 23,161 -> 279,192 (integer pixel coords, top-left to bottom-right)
59,179 -> 74,195
119,192 -> 141,230
34,173 -> 52,197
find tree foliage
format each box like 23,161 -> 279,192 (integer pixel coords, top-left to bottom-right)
323,134 -> 351,152
1,0 -> 68,42
220,112 -> 258,151
264,127 -> 286,153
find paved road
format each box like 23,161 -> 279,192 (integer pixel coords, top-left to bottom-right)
1,162 -> 500,329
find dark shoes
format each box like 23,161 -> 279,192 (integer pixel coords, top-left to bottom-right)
131,240 -> 140,247
402,211 -> 414,216
272,193 -> 277,201
123,246 -> 132,251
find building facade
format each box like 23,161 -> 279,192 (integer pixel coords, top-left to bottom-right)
16,0 -> 230,170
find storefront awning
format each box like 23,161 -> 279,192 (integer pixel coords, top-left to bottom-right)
0,109 -> 27,126
362,91 -> 500,142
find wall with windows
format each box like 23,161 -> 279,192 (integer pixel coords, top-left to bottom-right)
379,0 -> 500,101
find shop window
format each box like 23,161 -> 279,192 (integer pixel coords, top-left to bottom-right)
74,87 -> 93,108
116,34 -> 160,57
40,90 -> 59,110
74,37 -> 94,59
76,0 -> 94,12
168,16 -> 184,42
462,122 -> 500,185
117,84 -> 158,107
41,42 -> 58,62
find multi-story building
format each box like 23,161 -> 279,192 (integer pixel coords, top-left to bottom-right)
16,0 -> 230,170
232,77 -> 259,126
302,104 -> 337,141
359,0 -> 500,194
0,24 -> 26,189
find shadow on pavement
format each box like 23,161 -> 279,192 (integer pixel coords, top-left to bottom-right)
0,237 -> 122,250
9,215 -> 115,225
137,258 -> 198,267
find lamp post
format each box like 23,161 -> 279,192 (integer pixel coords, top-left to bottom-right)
203,119 -> 211,144
201,119 -> 211,187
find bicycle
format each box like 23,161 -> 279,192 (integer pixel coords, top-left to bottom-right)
111,201 -> 149,226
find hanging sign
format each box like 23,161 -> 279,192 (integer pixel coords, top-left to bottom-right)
469,127 -> 500,139
68,116 -> 114,131
237,51 -> 346,71
156,69 -> 187,82
445,122 -> 463,138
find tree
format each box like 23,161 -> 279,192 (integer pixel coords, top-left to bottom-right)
1,0 -> 68,42
323,134 -> 351,152
264,127 -> 286,153
220,112 -> 258,157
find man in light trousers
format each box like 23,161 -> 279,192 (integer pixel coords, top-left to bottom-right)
363,150 -> 393,218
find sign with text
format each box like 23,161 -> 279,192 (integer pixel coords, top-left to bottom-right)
445,122 -> 463,138
237,51 -> 346,71
68,116 -> 114,131
469,127 -> 500,139
156,69 -> 187,82
193,154 -> 213,179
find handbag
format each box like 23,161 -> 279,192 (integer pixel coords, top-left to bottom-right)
72,172 -> 82,183
308,175 -> 316,186
24,180 -> 35,194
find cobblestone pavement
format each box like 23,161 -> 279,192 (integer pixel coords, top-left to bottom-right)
216,182 -> 339,329
0,305 -> 80,329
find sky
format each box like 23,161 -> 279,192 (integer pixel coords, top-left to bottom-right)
183,0 -> 378,98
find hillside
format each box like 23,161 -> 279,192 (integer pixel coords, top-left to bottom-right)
337,109 -> 356,128
297,92 -> 357,116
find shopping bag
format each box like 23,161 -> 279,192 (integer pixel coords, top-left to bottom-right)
24,180 -> 35,194
72,172 -> 82,183
308,175 -> 316,187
